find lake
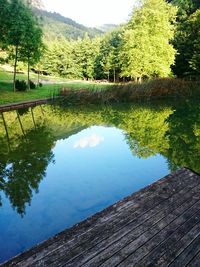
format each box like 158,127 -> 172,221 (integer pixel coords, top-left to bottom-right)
0,100 -> 200,263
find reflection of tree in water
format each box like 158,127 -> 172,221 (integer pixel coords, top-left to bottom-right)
117,100 -> 200,174
0,137 -> 8,208
0,121 -> 54,216
1,101 -> 200,214
165,100 -> 200,174
122,106 -> 170,158
56,102 -> 200,174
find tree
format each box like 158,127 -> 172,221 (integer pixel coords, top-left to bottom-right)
171,9 -> 200,77
107,29 -> 123,82
167,0 -> 200,21
95,35 -> 113,81
167,0 -> 200,77
74,34 -> 100,80
188,10 -> 200,75
120,0 -> 177,81
95,29 -> 122,81
3,0 -> 44,91
43,38 -> 79,79
7,0 -> 34,91
0,0 -> 10,47
19,9 -> 44,90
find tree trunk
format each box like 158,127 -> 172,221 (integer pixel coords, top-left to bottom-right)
1,113 -> 11,152
113,67 -> 116,83
13,45 -> 18,92
108,71 -> 110,82
31,107 -> 36,130
27,57 -> 30,90
16,111 -> 26,138
38,70 -> 40,86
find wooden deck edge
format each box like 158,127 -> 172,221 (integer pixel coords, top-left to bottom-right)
0,99 -> 51,112
0,97 -> 62,113
1,168 -> 198,266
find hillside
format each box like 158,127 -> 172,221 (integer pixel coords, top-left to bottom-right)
96,24 -> 118,32
34,8 -> 103,40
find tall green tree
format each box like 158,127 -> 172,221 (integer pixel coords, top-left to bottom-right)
95,29 -> 122,81
19,9 -> 44,90
8,0 -> 29,91
5,0 -> 44,91
188,10 -> 200,75
74,34 -> 100,80
120,0 -> 177,81
167,0 -> 200,77
43,38 -> 79,78
167,0 -> 200,20
95,35 -> 112,81
0,0 -> 10,47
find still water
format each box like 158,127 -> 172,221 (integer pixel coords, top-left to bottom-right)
0,100 -> 199,262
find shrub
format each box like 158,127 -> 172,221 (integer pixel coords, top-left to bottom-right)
30,80 -> 36,89
15,80 -> 27,91
59,78 -> 200,105
39,82 -> 43,87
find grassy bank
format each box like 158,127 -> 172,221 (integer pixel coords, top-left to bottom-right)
1,68 -> 200,106
59,78 -> 200,105
0,69 -> 110,105
0,82 -> 111,105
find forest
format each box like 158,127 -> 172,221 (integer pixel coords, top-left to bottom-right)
0,0 -> 200,91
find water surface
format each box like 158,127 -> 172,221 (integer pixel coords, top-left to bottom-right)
0,100 -> 200,262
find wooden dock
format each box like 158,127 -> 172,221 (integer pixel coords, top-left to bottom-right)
2,168 -> 200,267
0,99 -> 51,113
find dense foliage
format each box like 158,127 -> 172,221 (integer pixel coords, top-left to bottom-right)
167,0 -> 200,77
1,0 -> 200,85
120,0 -> 177,81
0,0 -> 44,91
39,0 -> 178,81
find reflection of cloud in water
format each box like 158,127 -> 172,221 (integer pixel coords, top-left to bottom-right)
73,134 -> 104,149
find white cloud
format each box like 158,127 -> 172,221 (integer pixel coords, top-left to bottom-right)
42,0 -> 134,27
73,134 -> 104,149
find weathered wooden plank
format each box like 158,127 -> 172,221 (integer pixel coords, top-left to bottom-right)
2,168 -> 200,267
168,233 -> 200,267
135,222 -> 200,267
115,206 -> 200,267
0,99 -> 51,113
10,169 -> 196,267
94,199 -> 200,267
57,181 -> 200,267
187,251 -> 200,267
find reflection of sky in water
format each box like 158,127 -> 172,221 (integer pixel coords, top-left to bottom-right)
0,126 -> 169,263
73,133 -> 104,148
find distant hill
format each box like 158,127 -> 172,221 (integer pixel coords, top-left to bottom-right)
24,0 -> 45,9
96,24 -> 118,33
33,8 -> 103,40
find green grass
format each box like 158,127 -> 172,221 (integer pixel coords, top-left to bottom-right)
2,68 -> 200,106
0,69 -> 111,105
0,68 -> 69,82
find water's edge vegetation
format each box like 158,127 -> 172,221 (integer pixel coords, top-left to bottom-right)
59,78 -> 200,105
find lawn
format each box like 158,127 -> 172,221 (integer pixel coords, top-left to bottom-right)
0,69 -> 111,105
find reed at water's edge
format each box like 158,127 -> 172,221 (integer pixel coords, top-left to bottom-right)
58,78 -> 200,105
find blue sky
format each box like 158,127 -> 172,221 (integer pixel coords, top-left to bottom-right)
42,0 -> 135,27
